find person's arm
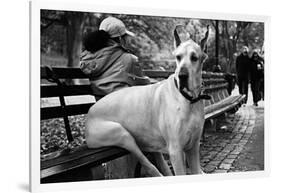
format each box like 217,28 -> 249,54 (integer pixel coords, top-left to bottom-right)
125,54 -> 151,85
80,61 -> 96,76
235,56 -> 240,80
235,56 -> 239,73
79,51 -> 98,76
79,51 -> 107,77
131,75 -> 151,85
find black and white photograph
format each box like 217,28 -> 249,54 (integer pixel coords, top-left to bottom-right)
39,8 -> 265,185
6,0 -> 281,192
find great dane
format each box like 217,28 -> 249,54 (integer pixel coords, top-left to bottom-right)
85,26 -> 210,177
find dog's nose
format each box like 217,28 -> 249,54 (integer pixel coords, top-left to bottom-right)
178,67 -> 189,76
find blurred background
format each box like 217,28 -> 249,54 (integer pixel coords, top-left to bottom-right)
41,9 -> 264,73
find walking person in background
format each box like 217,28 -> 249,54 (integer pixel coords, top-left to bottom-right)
236,46 -> 251,104
250,49 -> 264,106
80,16 -> 150,100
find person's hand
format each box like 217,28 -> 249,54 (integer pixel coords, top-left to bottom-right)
131,75 -> 151,85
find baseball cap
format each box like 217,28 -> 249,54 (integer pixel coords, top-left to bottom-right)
99,17 -> 135,38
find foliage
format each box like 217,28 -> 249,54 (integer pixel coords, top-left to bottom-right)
40,115 -> 86,156
41,10 -> 264,73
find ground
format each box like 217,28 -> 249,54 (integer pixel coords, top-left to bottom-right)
201,85 -> 264,173
231,107 -> 264,172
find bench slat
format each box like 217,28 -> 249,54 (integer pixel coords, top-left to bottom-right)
41,146 -> 128,179
41,67 -> 88,79
202,72 -> 226,79
204,95 -> 245,119
204,83 -> 228,93
41,103 -> 94,120
142,70 -> 226,79
143,70 -> 173,78
41,83 -> 228,98
41,84 -> 93,97
40,80 -> 227,98
205,95 -> 240,114
203,79 -> 227,86
41,145 -> 122,168
41,67 -> 228,80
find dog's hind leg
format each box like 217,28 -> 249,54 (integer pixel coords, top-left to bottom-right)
118,131 -> 163,177
86,120 -> 163,177
152,152 -> 173,176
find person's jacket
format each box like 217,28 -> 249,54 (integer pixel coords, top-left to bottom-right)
250,55 -> 264,81
236,53 -> 251,80
80,40 -> 150,96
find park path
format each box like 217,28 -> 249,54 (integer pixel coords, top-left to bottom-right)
201,85 -> 264,173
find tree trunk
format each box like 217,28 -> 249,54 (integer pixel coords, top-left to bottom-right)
66,12 -> 85,84
215,20 -> 219,67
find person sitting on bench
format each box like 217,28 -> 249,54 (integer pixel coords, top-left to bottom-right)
80,17 -> 150,98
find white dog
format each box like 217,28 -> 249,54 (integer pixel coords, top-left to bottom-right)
85,26 -> 210,176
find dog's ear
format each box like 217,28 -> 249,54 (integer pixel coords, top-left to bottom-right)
174,25 -> 182,47
201,52 -> 208,64
174,25 -> 192,48
200,25 -> 210,53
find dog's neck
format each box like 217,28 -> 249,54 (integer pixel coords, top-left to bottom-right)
173,77 -> 211,104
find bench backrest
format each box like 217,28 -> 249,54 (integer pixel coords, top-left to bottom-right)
142,70 -> 230,107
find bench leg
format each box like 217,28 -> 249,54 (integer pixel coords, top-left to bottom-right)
105,155 -> 138,179
205,119 -> 217,132
89,165 -> 106,180
210,119 -> 217,132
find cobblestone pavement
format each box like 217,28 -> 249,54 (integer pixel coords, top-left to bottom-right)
230,106 -> 264,172
200,104 -> 264,173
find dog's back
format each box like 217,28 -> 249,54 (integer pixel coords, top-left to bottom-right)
86,77 -> 172,153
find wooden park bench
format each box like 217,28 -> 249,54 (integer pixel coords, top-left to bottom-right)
40,66 -> 245,183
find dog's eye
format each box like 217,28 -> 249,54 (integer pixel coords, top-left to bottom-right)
191,54 -> 199,62
176,55 -> 182,61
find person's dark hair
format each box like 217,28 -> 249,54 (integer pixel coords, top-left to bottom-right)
111,34 -> 127,44
82,30 -> 110,53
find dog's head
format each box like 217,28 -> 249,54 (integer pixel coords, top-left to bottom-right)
173,25 -> 209,98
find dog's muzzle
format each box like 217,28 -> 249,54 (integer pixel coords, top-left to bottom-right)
178,74 -> 189,91
174,76 -> 211,104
